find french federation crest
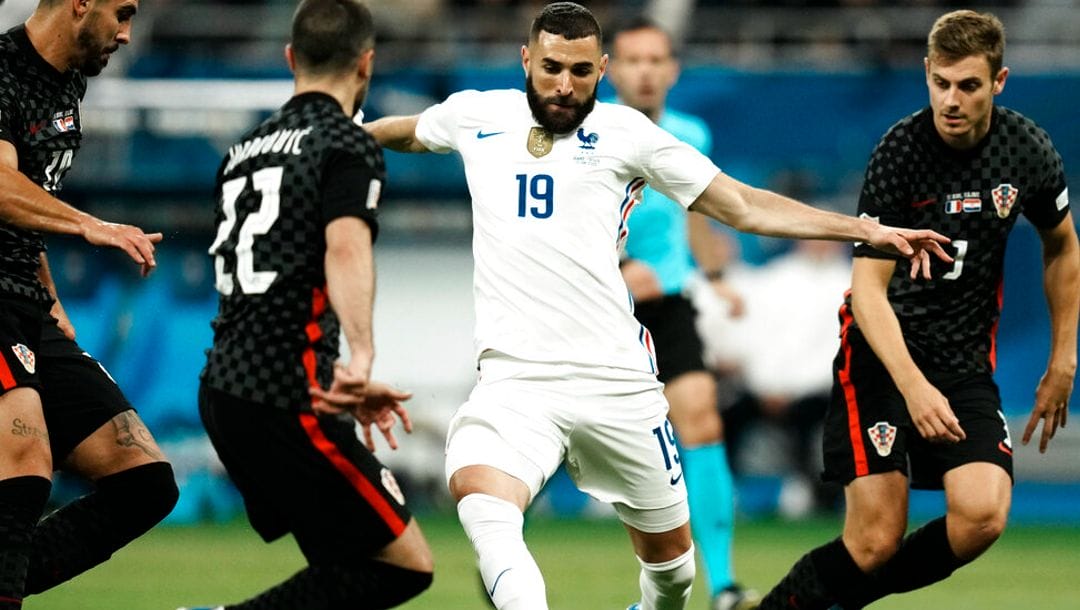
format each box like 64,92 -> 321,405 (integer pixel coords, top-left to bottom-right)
11,343 -> 35,374
867,421 -> 897,457
527,126 -> 554,158
576,127 -> 598,149
992,183 -> 1019,219
381,467 -> 406,505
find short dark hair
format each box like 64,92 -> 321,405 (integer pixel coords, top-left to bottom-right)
610,16 -> 675,57
530,2 -> 602,45
291,0 -> 374,76
928,10 -> 1005,76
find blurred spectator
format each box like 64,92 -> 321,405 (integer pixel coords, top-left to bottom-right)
694,238 -> 852,516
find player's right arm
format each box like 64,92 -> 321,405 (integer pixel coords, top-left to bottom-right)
0,140 -> 160,274
688,171 -> 949,276
850,257 -> 965,443
363,115 -> 429,153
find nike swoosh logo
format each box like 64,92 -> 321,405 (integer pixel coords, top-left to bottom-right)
477,130 -> 505,139
669,472 -> 683,486
488,568 -> 512,597
911,197 -> 937,208
998,441 -> 1013,456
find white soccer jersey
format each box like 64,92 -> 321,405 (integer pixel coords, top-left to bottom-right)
416,89 -> 720,373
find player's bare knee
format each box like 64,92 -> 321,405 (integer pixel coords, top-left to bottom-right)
1,392 -> 52,476
448,466 -> 530,509
3,442 -> 51,475
2,438 -> 52,478
668,403 -> 721,445
952,505 -> 1007,553
845,528 -> 902,570
626,519 -> 693,564
408,535 -> 435,574
378,519 -> 435,573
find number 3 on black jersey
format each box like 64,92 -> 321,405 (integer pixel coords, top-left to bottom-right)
209,166 -> 283,295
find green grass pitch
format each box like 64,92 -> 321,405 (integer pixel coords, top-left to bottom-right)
31,514 -> 1080,609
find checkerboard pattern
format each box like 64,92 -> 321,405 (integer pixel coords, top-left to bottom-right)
848,106 -> 1068,374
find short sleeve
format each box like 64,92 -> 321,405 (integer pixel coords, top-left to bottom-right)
415,90 -> 475,154
321,148 -> 380,242
853,136 -> 909,260
636,117 -> 720,209
1021,129 -> 1069,229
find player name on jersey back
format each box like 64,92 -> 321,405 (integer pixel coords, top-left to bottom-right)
223,127 -> 313,175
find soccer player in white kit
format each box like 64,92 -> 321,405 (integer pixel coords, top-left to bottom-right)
365,4 -> 951,610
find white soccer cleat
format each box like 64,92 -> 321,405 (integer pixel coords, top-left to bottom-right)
712,584 -> 762,610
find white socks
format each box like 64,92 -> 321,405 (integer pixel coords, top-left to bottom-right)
457,493 -> 548,610
637,545 -> 696,610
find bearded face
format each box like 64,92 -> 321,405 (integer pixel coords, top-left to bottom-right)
73,0 -> 138,76
522,31 -> 605,135
525,73 -> 597,135
75,23 -> 117,76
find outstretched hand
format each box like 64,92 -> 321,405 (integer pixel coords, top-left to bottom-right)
310,366 -> 414,451
354,381 -> 414,451
82,219 -> 163,276
1022,368 -> 1072,453
867,226 -> 953,280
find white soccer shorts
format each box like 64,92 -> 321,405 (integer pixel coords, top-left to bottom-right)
444,352 -> 689,533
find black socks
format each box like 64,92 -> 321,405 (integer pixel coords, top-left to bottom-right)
228,560 -> 433,610
0,476 -> 51,609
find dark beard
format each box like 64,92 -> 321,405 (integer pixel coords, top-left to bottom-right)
525,74 -> 596,135
75,27 -> 111,76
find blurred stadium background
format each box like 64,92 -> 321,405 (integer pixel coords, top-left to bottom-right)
2,0 -> 1078,607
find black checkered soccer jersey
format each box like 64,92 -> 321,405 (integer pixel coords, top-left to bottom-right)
0,25 -> 87,304
848,106 -> 1069,374
202,92 -> 382,410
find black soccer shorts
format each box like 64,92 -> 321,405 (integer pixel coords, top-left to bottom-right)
821,328 -> 1014,490
198,384 -> 413,561
1,295 -> 135,463
632,294 -> 707,384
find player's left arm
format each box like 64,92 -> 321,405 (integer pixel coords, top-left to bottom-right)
313,219 -> 414,450
1023,211 -> 1079,453
688,172 -> 952,277
37,252 -> 75,339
